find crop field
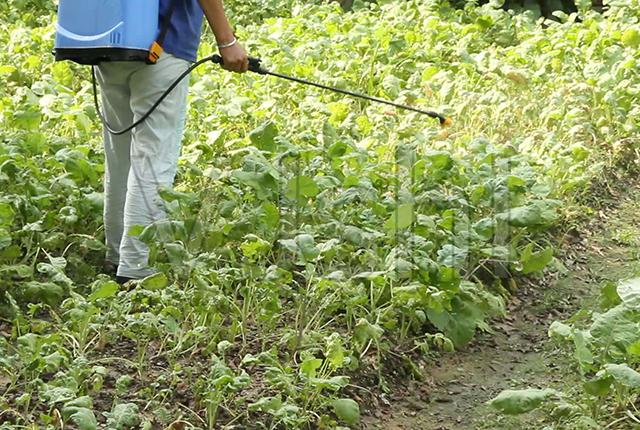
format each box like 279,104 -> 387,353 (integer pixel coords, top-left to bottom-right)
1,0 -> 639,429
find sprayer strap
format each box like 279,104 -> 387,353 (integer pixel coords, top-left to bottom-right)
148,0 -> 178,63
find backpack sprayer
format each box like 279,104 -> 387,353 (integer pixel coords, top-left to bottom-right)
53,0 -> 451,134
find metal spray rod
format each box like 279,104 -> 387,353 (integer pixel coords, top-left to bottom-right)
210,54 -> 452,126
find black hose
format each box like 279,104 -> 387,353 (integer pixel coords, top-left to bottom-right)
91,56 -> 213,136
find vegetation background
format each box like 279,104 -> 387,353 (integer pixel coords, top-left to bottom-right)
0,0 -> 638,428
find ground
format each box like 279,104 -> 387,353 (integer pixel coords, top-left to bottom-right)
363,178 -> 640,430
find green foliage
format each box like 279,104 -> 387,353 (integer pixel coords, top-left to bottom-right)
104,403 -> 141,430
62,397 -> 98,430
491,277 -> 640,427
331,398 -> 361,425
520,245 -> 554,275
488,388 -> 559,415
1,0 -> 640,428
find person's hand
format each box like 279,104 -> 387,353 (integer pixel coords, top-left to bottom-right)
219,42 -> 248,73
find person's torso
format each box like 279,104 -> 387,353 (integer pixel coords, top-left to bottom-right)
159,0 -> 205,62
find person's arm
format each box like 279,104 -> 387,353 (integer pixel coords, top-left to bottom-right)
198,0 -> 248,73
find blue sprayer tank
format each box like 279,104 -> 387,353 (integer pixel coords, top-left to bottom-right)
54,0 -> 159,65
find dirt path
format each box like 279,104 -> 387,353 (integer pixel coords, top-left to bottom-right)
363,182 -> 640,430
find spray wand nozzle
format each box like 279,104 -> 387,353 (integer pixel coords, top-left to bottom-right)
210,54 -> 451,126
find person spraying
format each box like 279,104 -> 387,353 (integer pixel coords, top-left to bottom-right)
56,0 -> 248,283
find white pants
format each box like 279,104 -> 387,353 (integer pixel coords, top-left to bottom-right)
96,54 -> 190,279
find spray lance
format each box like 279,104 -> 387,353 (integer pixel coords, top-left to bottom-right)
211,55 -> 452,126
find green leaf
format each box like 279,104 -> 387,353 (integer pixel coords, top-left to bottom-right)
437,244 -> 468,268
0,264 -> 32,279
240,235 -> 271,260
52,62 -> 73,86
63,399 -> 97,430
249,121 -> 278,152
232,171 -> 277,198
627,340 -> 640,356
279,234 -> 320,264
328,141 -> 348,159
14,110 -> 41,130
217,340 -> 233,355
506,175 -> 526,191
88,280 -> 119,301
261,202 -> 280,229
427,307 -> 475,348
296,234 -> 320,262
42,386 -> 76,404
520,245 -> 553,274
497,201 -> 557,228
139,219 -> 186,243
573,330 -> 594,367
48,256 -> 67,270
0,229 -> 11,249
140,273 -> 168,291
44,351 -> 66,372
548,321 -> 572,340
300,358 -> 323,378
64,396 -> 93,409
127,225 -> 144,237
0,203 -> 14,227
603,363 -> 640,388
0,244 -> 21,260
438,266 -> 461,291
310,376 -> 349,390
343,226 -> 365,245
385,204 -> 415,233
425,151 -> 453,170
600,281 -> 622,309
158,187 -> 194,204
354,318 -> 384,347
332,398 -> 360,426
285,176 -> 320,200
488,389 -> 558,415
66,408 -> 97,430
248,396 -> 283,413
583,376 -> 612,397
590,305 -> 640,350
80,237 -> 106,251
105,403 -> 140,430
0,65 -> 16,76
343,175 -> 359,188
621,28 -> 640,48
325,333 -> 345,370
20,282 -> 65,306
617,278 -> 640,310
322,121 -> 338,146
115,375 -> 134,393
497,206 -> 542,227
204,166 -> 223,180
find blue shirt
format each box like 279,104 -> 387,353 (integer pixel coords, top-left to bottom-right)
159,0 -> 204,62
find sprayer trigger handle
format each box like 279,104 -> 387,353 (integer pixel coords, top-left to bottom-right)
248,57 -> 266,74
211,54 -> 266,74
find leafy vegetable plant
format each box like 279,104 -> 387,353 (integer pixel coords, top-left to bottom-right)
1,0 -> 639,427
490,278 -> 640,428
